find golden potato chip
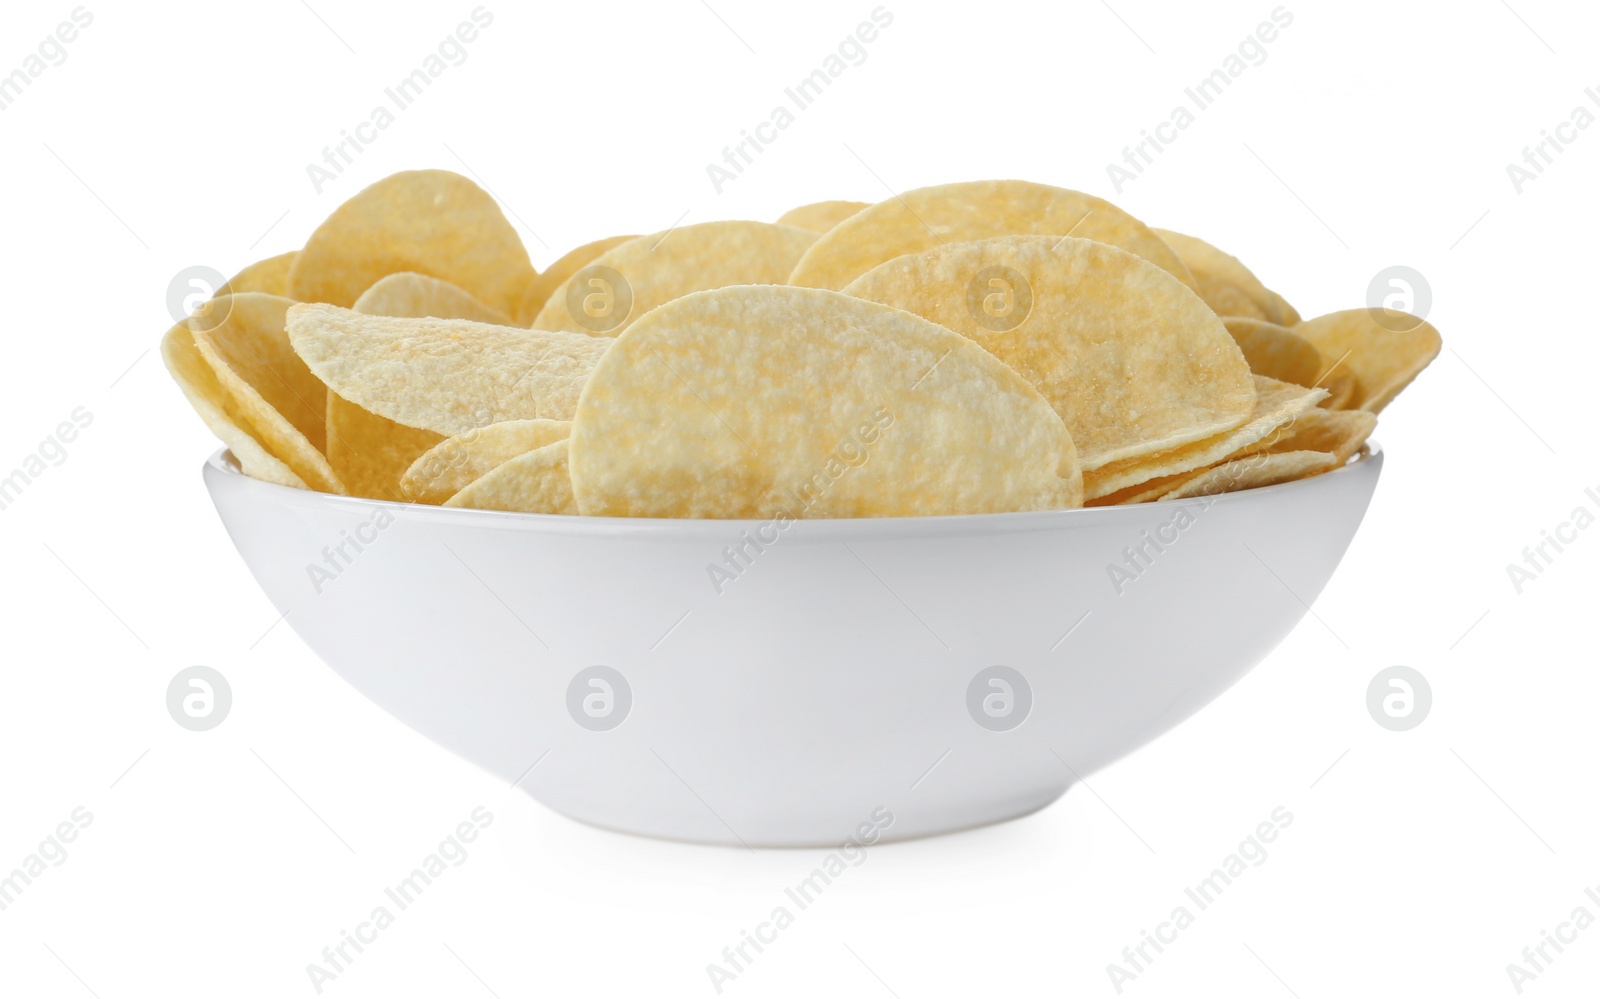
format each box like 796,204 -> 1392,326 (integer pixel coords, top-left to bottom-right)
1294,309 -> 1441,414
1083,377 -> 1326,500
161,321 -> 308,490
1160,450 -> 1339,500
325,393 -> 443,502
1085,468 -> 1204,506
218,251 -> 298,298
531,221 -> 818,335
443,439 -> 577,514
286,303 -> 608,435
569,285 -> 1081,518
789,180 -> 1195,291
842,235 -> 1254,470
352,272 -> 511,325
513,234 -> 637,326
1222,317 -> 1324,387
287,170 -> 534,315
1318,368 -> 1359,409
1261,289 -> 1301,328
1195,274 -> 1268,320
776,200 -> 869,233
400,419 -> 572,504
1241,406 -> 1377,463
187,294 -> 342,493
1153,228 -> 1299,325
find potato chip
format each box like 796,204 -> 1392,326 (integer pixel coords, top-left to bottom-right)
326,393 -> 442,502
1085,468 -> 1204,506
842,235 -> 1254,470
1194,274 -> 1268,320
531,221 -> 818,335
1261,289 -> 1301,328
333,272 -> 520,499
286,303 -> 608,435
287,170 -> 534,315
161,321 -> 308,490
1318,368 -> 1359,409
1153,228 -> 1299,325
1083,377 -> 1326,500
1222,317 -> 1325,387
444,439 -> 577,514
352,272 -> 511,325
1240,406 -> 1377,463
512,234 -> 637,326
1294,309 -> 1441,414
187,294 -> 342,493
776,200 -> 868,233
1159,450 -> 1339,500
569,285 -> 1081,518
219,251 -> 298,298
789,180 -> 1195,291
400,419 -> 572,504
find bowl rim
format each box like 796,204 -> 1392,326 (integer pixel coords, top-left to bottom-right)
203,443 -> 1382,540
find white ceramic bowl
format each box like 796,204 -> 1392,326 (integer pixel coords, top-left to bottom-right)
205,445 -> 1382,847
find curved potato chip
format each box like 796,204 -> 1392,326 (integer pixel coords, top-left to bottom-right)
1239,407 -> 1376,463
1223,317 -> 1324,386
1318,368 -> 1359,410
1261,289 -> 1301,328
286,303 -> 608,435
218,251 -> 298,298
352,271 -> 511,325
161,322 -> 309,490
842,236 -> 1254,470
789,180 -> 1195,291
569,285 -> 1080,518
326,393 -> 442,502
1294,309 -> 1441,414
776,199 -> 868,233
400,419 -> 572,504
1195,274 -> 1267,320
287,170 -> 534,314
188,294 -> 342,493
1083,377 -> 1326,500
444,439 -> 577,514
513,234 -> 637,326
1159,450 -> 1339,500
1154,228 -> 1299,325
532,221 -> 818,335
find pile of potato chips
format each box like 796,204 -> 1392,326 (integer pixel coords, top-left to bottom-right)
163,170 -> 1440,518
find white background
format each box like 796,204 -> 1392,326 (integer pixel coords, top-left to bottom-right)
2,0 -> 1597,996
